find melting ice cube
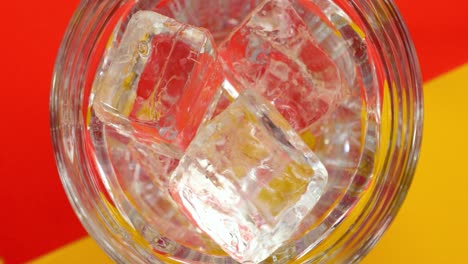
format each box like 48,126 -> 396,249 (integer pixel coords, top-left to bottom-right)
169,89 -> 328,263
94,10 -> 223,151
219,0 -> 343,131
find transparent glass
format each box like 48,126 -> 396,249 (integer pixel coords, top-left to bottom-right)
50,0 -> 423,263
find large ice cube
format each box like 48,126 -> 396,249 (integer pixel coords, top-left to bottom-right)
219,0 -> 343,131
94,11 -> 222,151
169,89 -> 328,263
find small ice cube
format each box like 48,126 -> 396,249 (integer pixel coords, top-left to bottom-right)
219,0 -> 343,131
94,10 -> 222,151
293,97 -> 365,234
104,126 -> 223,253
169,89 -> 328,263
154,0 -> 263,43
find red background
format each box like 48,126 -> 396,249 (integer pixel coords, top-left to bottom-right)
0,1 -> 467,263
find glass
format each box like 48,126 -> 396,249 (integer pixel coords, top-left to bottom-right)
50,0 -> 423,263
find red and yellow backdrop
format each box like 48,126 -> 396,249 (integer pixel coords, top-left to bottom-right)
1,0 -> 467,263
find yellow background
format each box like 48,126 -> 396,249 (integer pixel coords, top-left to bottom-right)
30,64 -> 468,263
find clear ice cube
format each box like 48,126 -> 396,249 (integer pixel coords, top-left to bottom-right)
94,11 -> 222,151
169,89 -> 328,263
154,0 -> 263,43
219,0 -> 343,131
293,96 -> 365,235
103,125 -> 223,253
